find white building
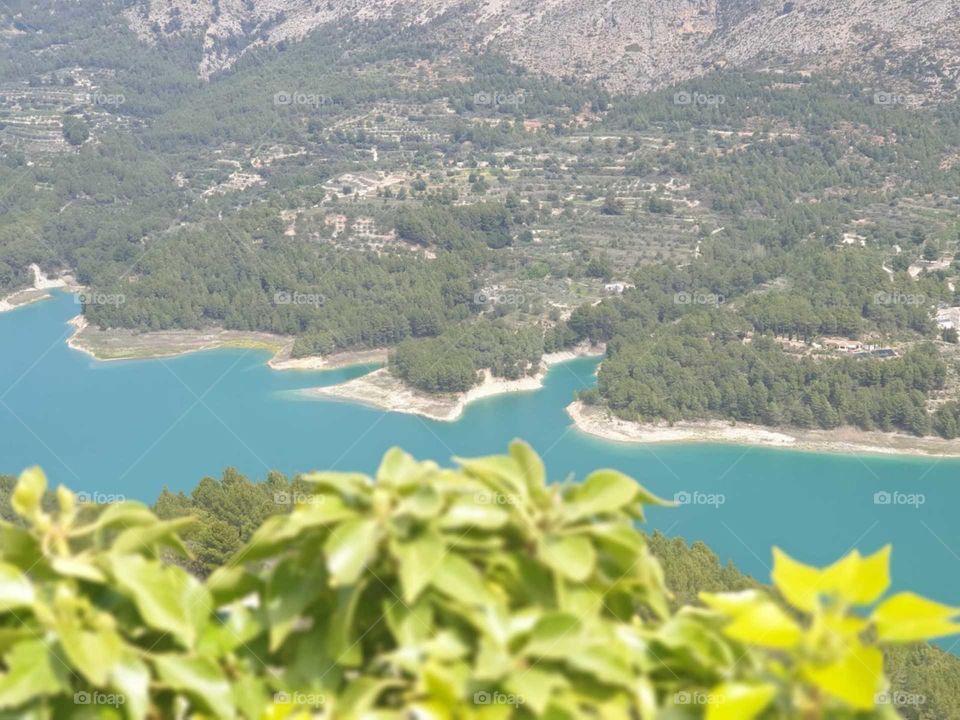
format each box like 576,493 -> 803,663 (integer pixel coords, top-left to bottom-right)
936,307 -> 960,330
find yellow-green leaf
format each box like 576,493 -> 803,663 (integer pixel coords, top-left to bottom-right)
393,529 -> 446,603
456,455 -> 528,499
823,546 -> 891,606
0,639 -> 69,709
706,683 -> 777,720
538,535 -> 596,582
771,547 -> 824,612
524,612 -> 584,659
721,600 -> 803,649
803,643 -> 883,710
509,440 -> 547,498
111,656 -> 151,720
376,447 -> 426,487
504,667 -> 565,714
57,619 -> 123,687
431,554 -> 495,605
394,486 -> 443,520
56,485 -> 75,516
873,592 -> 960,642
11,467 -> 46,520
153,653 -> 235,718
439,499 -> 509,530
265,555 -> 327,651
0,563 -> 34,612
563,470 -> 639,522
50,555 -> 107,583
324,518 -> 381,587
109,555 -> 212,649
700,589 -> 765,615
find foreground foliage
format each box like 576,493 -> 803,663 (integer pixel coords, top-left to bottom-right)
1,444 -> 958,718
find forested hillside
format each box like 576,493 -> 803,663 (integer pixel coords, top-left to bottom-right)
4,1 -> 960,437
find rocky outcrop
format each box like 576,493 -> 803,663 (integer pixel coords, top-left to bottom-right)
123,0 -> 960,95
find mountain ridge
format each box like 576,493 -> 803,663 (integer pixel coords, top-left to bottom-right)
123,0 -> 960,97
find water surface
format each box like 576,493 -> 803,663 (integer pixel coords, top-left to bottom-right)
2,292 -> 958,642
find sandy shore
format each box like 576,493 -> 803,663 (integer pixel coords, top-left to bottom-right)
67,320 -> 288,361
31,264 -> 73,291
267,346 -> 388,371
67,318 -> 390,373
0,265 -> 78,314
542,344 -> 606,365
306,367 -> 547,421
566,401 -> 960,458
0,288 -> 50,313
304,343 -> 606,422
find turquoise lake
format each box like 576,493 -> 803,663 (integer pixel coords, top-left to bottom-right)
2,291 -> 959,639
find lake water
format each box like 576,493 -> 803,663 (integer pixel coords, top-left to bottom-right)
3,291 -> 959,637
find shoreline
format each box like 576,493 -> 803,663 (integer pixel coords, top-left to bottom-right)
304,344 -> 606,422
0,264 -> 78,314
65,306 -> 606,417
0,288 -> 51,313
60,290 -> 386,371
66,318 -> 390,372
566,401 -> 960,459
19,295 -> 960,459
305,368 -> 547,422
66,318 -> 289,362
267,346 -> 389,371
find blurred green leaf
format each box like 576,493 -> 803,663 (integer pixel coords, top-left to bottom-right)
0,640 -> 69,709
325,518 -> 380,587
393,529 -> 445,603
108,554 -> 211,648
0,563 -> 34,612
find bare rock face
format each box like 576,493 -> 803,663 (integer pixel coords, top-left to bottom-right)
124,0 -> 960,94
475,0 -> 721,91
706,0 -> 960,99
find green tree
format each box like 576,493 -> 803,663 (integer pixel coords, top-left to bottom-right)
62,116 -> 90,146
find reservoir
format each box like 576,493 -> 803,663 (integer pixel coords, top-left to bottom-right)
2,291 -> 958,635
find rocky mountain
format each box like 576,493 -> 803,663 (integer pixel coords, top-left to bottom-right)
123,0 -> 960,95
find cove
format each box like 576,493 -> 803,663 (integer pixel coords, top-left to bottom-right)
2,291 -> 960,641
